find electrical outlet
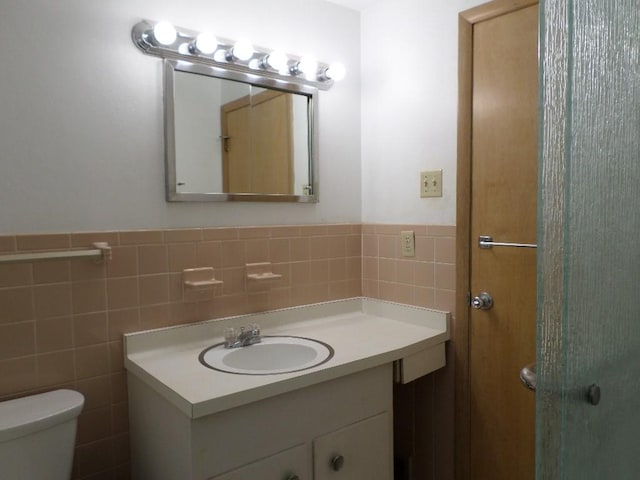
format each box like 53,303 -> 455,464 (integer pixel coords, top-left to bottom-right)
420,170 -> 443,198
401,231 -> 415,257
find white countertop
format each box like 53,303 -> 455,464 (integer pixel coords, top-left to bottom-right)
124,297 -> 450,418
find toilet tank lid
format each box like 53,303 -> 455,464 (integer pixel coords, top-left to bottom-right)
0,389 -> 85,443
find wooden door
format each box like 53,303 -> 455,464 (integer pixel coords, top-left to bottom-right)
251,91 -> 294,194
223,100 -> 252,193
465,3 -> 539,479
222,90 -> 293,194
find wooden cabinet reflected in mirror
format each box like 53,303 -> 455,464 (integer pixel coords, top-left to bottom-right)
164,59 -> 318,203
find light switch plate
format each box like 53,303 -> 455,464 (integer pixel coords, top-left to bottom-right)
421,170 -> 443,198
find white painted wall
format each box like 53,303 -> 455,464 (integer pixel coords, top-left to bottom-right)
0,0 -> 495,234
360,0 -> 486,225
0,0 -> 360,233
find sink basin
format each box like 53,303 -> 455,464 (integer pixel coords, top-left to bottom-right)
199,336 -> 334,375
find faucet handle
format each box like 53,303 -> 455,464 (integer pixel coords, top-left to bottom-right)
224,327 -> 238,345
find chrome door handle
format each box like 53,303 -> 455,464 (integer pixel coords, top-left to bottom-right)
479,235 -> 537,249
520,362 -> 536,391
471,292 -> 494,310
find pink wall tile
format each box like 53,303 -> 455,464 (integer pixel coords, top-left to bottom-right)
70,232 -> 119,248
0,264 -> 32,287
0,222 -> 455,480
73,313 -> 108,347
17,234 -> 70,251
34,284 -> 72,319
220,241 -> 246,267
435,237 -> 456,264
238,227 -> 271,239
0,236 -> 16,252
290,238 -> 309,261
0,357 -> 37,395
378,235 -> 398,259
119,230 -> 164,245
33,260 -> 70,284
164,229 -> 203,243
308,237 -> 329,259
0,322 -> 35,360
36,317 -> 73,352
203,227 -> 238,241
137,245 -> 167,275
245,239 -> 269,263
37,350 -> 75,387
196,242 -> 222,268
434,263 -> 456,290
168,244 -> 198,272
269,238 -> 290,263
0,287 -> 34,323
72,280 -> 107,314
138,275 -> 169,306
106,278 -> 138,311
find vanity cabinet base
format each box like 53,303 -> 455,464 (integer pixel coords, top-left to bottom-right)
128,364 -> 393,480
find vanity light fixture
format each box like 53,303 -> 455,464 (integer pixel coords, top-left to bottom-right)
131,19 -> 344,90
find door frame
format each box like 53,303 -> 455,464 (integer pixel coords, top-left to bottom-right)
455,1 -> 539,479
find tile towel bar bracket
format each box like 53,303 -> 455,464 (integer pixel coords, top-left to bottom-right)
0,242 -> 112,264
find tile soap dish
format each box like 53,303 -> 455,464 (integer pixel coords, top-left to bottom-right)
246,262 -> 282,286
183,267 -> 223,302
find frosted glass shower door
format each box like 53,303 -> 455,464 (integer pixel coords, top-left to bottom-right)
537,1 -> 640,478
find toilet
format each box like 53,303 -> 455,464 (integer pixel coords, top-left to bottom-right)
0,389 -> 84,479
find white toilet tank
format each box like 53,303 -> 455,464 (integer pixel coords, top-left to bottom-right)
0,389 -> 85,480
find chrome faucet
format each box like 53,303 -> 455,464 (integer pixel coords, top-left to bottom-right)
224,324 -> 261,348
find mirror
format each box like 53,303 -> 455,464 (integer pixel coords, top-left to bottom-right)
164,60 -> 319,202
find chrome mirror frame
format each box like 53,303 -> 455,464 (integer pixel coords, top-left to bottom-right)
163,59 -> 319,203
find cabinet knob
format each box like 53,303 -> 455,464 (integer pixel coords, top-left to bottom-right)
331,455 -> 345,471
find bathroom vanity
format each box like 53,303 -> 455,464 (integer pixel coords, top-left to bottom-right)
124,298 -> 449,480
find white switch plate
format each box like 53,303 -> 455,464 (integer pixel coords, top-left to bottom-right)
401,231 -> 415,257
420,170 -> 443,198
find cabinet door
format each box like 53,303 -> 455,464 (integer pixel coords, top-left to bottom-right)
209,444 -> 308,480
313,412 -> 391,480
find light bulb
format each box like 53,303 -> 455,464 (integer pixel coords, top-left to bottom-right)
232,40 -> 254,61
325,63 -> 346,81
194,33 -> 218,54
297,56 -> 318,74
266,50 -> 288,71
152,22 -> 177,46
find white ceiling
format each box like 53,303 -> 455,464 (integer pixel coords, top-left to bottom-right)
324,0 -> 380,11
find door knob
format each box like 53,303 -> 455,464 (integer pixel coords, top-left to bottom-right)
331,455 -> 345,471
471,292 -> 494,310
